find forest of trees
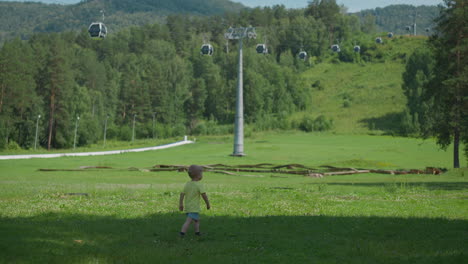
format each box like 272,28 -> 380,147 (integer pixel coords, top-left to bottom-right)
0,2 -> 339,151
0,0 -> 440,45
0,0 -> 244,44
0,0 -> 465,167
356,4 -> 439,36
1,0 -> 399,151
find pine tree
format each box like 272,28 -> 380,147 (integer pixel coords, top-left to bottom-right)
0,38 -> 41,148
427,0 -> 467,168
36,35 -> 75,150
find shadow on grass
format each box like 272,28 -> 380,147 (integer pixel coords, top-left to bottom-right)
309,182 -> 468,191
0,213 -> 466,263
359,112 -> 404,135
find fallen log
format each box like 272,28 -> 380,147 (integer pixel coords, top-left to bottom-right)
149,168 -> 180,172
425,167 -> 445,175
320,165 -> 363,172
152,164 -> 187,169
306,173 -> 324,178
272,164 -> 317,170
370,170 -> 409,175
237,163 -> 275,168
79,166 -> 113,169
39,164 -> 446,178
207,163 -> 274,168
205,167 -> 315,175
210,170 -> 264,177
323,170 -> 371,176
39,169 -> 86,171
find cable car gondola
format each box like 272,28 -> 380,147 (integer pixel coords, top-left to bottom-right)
88,22 -> 107,38
200,44 -> 214,56
331,44 -> 340,52
256,44 -> 268,54
375,37 -> 383,44
353,45 -> 360,53
298,51 -> 307,60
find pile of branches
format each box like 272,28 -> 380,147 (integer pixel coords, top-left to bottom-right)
150,164 -> 446,178
39,164 -> 446,177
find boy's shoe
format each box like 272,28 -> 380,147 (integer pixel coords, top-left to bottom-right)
195,232 -> 202,236
179,232 -> 185,238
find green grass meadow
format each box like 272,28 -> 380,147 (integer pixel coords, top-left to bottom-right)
301,62 -> 406,134
298,36 -> 429,134
0,132 -> 467,263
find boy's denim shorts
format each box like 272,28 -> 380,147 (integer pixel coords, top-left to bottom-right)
186,213 -> 200,221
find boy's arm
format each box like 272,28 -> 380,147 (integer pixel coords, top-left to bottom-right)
179,193 -> 185,211
201,193 -> 210,209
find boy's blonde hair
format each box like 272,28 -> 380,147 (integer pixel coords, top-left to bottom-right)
188,165 -> 203,178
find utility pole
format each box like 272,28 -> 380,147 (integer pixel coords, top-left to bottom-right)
73,116 -> 80,150
225,26 -> 256,157
408,7 -> 420,36
103,115 -> 109,147
132,114 -> 137,143
152,112 -> 156,139
34,115 -> 41,150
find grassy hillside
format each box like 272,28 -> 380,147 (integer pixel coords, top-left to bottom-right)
297,36 -> 428,134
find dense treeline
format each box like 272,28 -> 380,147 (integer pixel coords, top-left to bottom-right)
356,5 -> 439,36
0,0 -> 441,45
0,0 -> 244,44
4,0 -> 402,151
2,3 -> 349,150
1,0 -> 463,162
4,0 -> 400,151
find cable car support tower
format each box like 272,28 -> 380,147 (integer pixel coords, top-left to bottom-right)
225,26 -> 257,156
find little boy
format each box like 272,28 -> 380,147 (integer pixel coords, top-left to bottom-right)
179,165 -> 210,237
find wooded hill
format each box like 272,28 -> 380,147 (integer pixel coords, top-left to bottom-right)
0,0 -> 244,43
1,0 -> 465,167
0,1 -> 441,44
0,1 -> 428,151
355,4 -> 440,36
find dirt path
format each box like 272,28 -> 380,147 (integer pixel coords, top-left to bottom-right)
0,139 -> 194,160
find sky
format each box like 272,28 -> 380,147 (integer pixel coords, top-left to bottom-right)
0,0 -> 443,12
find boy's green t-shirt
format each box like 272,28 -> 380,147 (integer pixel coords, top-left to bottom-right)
183,181 -> 205,213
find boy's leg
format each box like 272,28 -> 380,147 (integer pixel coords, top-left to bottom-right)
194,220 -> 200,233
181,217 -> 192,234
